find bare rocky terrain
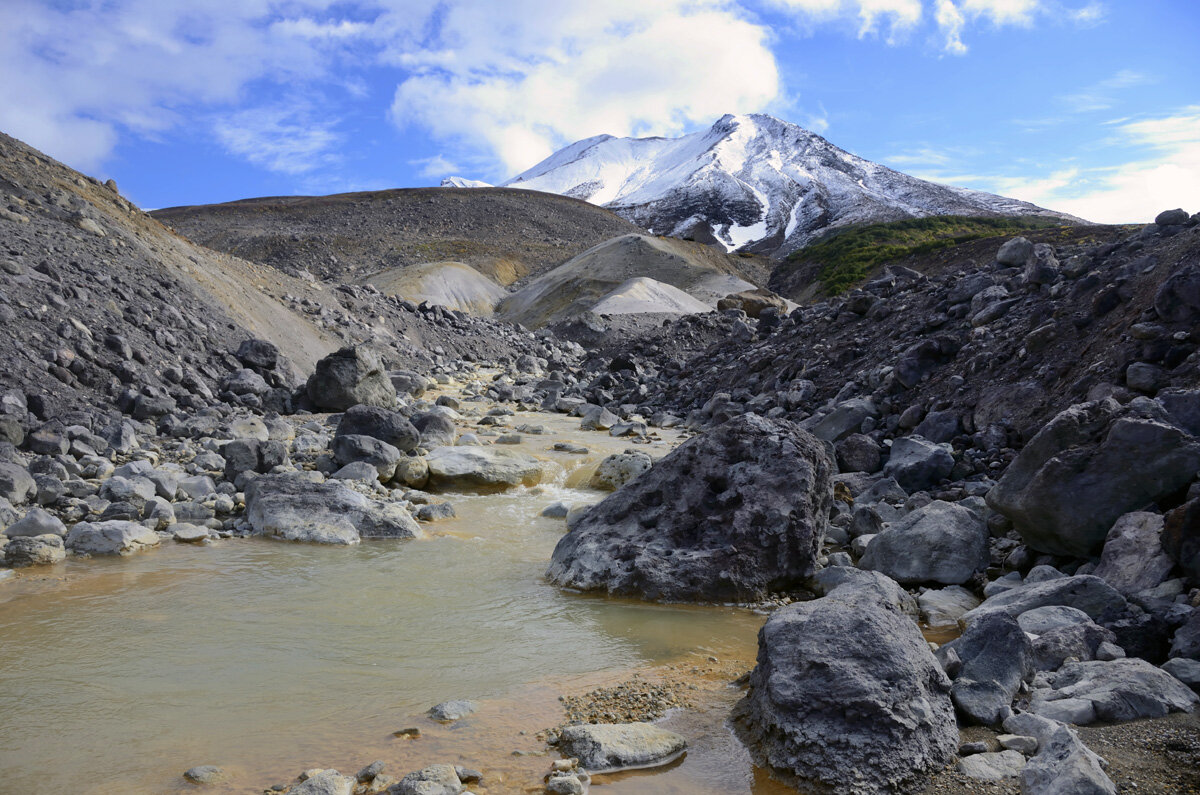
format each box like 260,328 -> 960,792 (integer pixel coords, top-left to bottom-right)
3,126 -> 1200,795
151,187 -> 645,285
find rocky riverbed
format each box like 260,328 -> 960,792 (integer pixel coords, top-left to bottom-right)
3,126 -> 1200,794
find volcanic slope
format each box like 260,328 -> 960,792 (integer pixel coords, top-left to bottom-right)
496,113 -> 1079,258
0,131 -> 584,422
151,187 -> 643,286
497,234 -> 764,328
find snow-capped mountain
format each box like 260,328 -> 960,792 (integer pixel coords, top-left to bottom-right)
480,114 -> 1077,258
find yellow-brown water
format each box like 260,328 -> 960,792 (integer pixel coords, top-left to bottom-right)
0,407 -> 784,793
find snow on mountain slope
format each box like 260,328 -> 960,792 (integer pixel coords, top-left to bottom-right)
499,114 -> 1079,258
440,176 -> 493,188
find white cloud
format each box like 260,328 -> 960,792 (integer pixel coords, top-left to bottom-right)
1068,2 -> 1107,26
934,0 -> 967,54
213,104 -> 342,174
1061,69 -> 1151,113
410,154 -> 460,179
772,0 -> 923,41
957,0 -> 1040,26
933,107 -> 1200,224
388,1 -> 781,176
0,0 -> 355,172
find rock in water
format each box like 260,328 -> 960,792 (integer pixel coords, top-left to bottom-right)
557,723 -> 686,771
306,346 -> 396,411
424,447 -> 548,491
244,472 -> 421,544
986,398 -> 1200,556
734,588 -> 957,793
546,414 -> 833,602
65,521 -> 160,556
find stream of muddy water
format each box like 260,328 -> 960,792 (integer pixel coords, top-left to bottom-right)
0,394 -> 794,794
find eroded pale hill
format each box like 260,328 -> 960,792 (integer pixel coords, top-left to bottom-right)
497,234 -> 765,328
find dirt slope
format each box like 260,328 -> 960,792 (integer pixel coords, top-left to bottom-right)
151,187 -> 646,286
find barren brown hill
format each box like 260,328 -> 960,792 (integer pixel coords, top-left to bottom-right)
151,187 -> 646,286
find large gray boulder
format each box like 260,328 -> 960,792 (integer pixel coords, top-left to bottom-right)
4,534 -> 65,567
0,461 -> 36,505
425,447 -> 547,492
557,723 -> 686,771
860,500 -> 988,585
412,412 -> 457,448
1003,712 -> 1115,795
244,472 -> 421,545
588,450 -> 652,491
306,346 -> 396,411
1092,511 -> 1174,595
961,575 -> 1127,625
290,770 -> 354,795
1030,658 -> 1199,724
65,520 -> 161,556
4,507 -> 67,537
883,436 -> 954,493
734,588 -> 957,793
332,434 -> 401,482
946,613 -> 1034,726
547,414 -> 833,603
987,398 -> 1200,556
335,404 -> 420,452
391,765 -> 464,795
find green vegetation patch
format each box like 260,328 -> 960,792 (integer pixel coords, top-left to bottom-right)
789,215 -> 1067,294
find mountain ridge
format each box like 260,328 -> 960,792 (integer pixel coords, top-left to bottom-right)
446,113 -> 1080,258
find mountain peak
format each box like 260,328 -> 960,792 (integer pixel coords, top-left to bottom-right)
499,114 -> 1075,256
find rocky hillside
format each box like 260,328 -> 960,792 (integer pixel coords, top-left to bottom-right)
0,131 -> 588,426
151,187 -> 643,286
484,114 -> 1078,257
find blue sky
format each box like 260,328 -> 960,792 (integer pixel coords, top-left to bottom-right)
1,1 -> 1197,223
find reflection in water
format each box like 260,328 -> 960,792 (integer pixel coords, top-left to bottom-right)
0,409 -> 774,794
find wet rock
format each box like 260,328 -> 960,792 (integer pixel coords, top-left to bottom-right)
557,723 -> 686,771
948,613 -> 1034,726
547,414 -> 832,603
919,585 -> 981,626
860,500 -> 988,585
415,502 -> 455,522
1092,511 -> 1174,595
425,447 -> 547,492
1030,658 -> 1199,723
391,764 -> 464,795
734,587 -> 957,793
986,398 -> 1200,556
429,699 -> 477,721
291,769 -> 354,795
588,450 -> 652,491
244,472 -> 421,544
182,765 -> 226,784
579,405 -> 618,431
306,346 -> 396,411
172,524 -> 210,543
355,761 -> 385,784
4,533 -> 65,566
883,436 -> 954,493
66,520 -> 160,556
335,405 -> 420,452
4,506 -> 67,537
